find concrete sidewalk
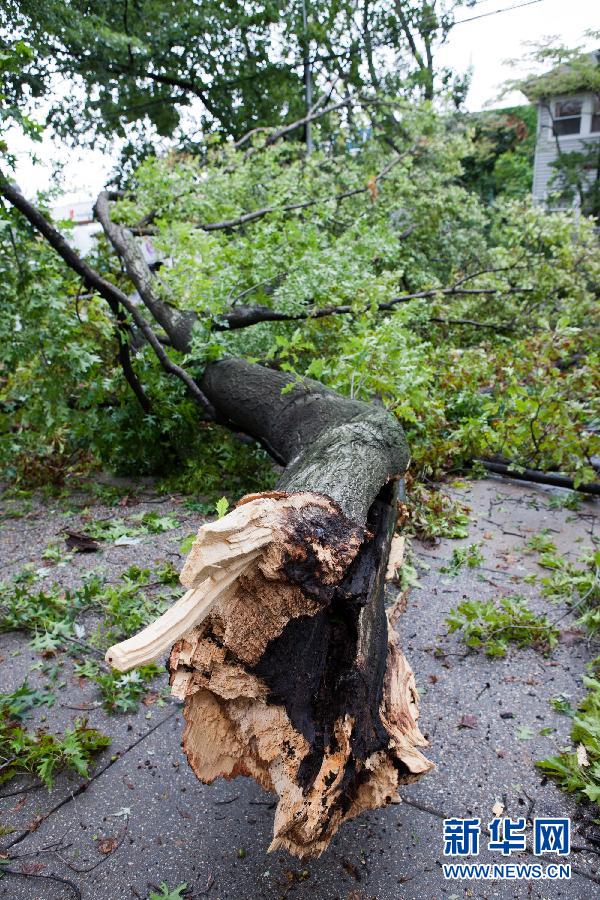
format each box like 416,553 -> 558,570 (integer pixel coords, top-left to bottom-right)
0,476 -> 598,899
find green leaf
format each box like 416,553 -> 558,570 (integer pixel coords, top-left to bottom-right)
215,497 -> 229,519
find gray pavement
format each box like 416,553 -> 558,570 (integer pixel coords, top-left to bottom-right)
0,476 -> 598,899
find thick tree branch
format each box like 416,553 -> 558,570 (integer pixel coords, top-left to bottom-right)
102,360 -> 431,859
215,285 -> 529,331
95,191 -> 195,353
0,181 -> 214,418
476,458 -> 600,496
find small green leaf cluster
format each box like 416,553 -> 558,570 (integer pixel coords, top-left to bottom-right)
537,666 -> 600,806
440,543 -> 484,576
538,550 -> 600,636
446,596 -> 559,657
402,482 -> 470,543
74,662 -> 163,714
82,511 -> 179,542
0,573 -> 105,651
0,681 -> 109,789
148,884 -> 188,900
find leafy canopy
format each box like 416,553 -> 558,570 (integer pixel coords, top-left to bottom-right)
1,1 -> 473,156
0,103 -> 598,493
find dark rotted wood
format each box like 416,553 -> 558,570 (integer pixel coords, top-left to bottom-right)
254,479 -> 400,793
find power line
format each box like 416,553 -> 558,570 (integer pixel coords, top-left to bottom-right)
454,0 -> 544,26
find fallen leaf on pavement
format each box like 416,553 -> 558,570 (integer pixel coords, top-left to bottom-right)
97,836 -> 118,855
64,530 -> 100,553
577,743 -> 590,767
459,714 -> 477,729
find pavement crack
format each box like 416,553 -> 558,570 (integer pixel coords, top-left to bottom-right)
2,706 -> 179,852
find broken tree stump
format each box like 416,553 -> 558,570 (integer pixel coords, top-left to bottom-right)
107,359 -> 433,858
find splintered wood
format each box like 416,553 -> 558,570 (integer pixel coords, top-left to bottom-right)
106,490 -> 433,858
105,492 -> 329,671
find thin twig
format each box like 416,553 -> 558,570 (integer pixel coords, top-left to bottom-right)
0,869 -> 82,899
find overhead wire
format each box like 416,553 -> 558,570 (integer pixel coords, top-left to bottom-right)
453,0 -> 545,26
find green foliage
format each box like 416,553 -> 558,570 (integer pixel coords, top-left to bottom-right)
0,39 -> 42,161
1,1 -> 470,154
0,681 -> 55,719
0,681 -> 109,788
75,661 -> 162,713
1,105 -> 599,494
179,534 -> 196,556
537,664 -> 600,808
446,596 -> 560,657
525,529 -> 557,555
461,105 -> 537,202
158,426 -> 276,500
440,543 -> 483,576
155,561 -> 180,586
539,550 -> 600,636
0,564 -> 175,711
148,884 -> 188,900
550,694 -> 576,717
402,483 -> 470,543
83,511 -> 179,542
215,496 -> 229,519
0,573 -> 105,651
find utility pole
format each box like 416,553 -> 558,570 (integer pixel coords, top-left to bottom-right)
301,0 -> 313,154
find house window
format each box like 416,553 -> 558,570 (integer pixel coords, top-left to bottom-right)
591,96 -> 600,133
552,99 -> 582,135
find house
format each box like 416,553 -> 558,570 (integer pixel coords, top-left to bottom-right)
522,51 -> 600,210
51,198 -> 158,263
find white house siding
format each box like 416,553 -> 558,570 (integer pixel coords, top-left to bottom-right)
533,135 -> 597,207
532,95 -> 600,207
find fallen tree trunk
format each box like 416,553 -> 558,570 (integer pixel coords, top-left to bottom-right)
0,182 -> 433,859
109,359 -> 433,857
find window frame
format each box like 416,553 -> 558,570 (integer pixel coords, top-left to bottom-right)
552,97 -> 583,137
591,94 -> 600,134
